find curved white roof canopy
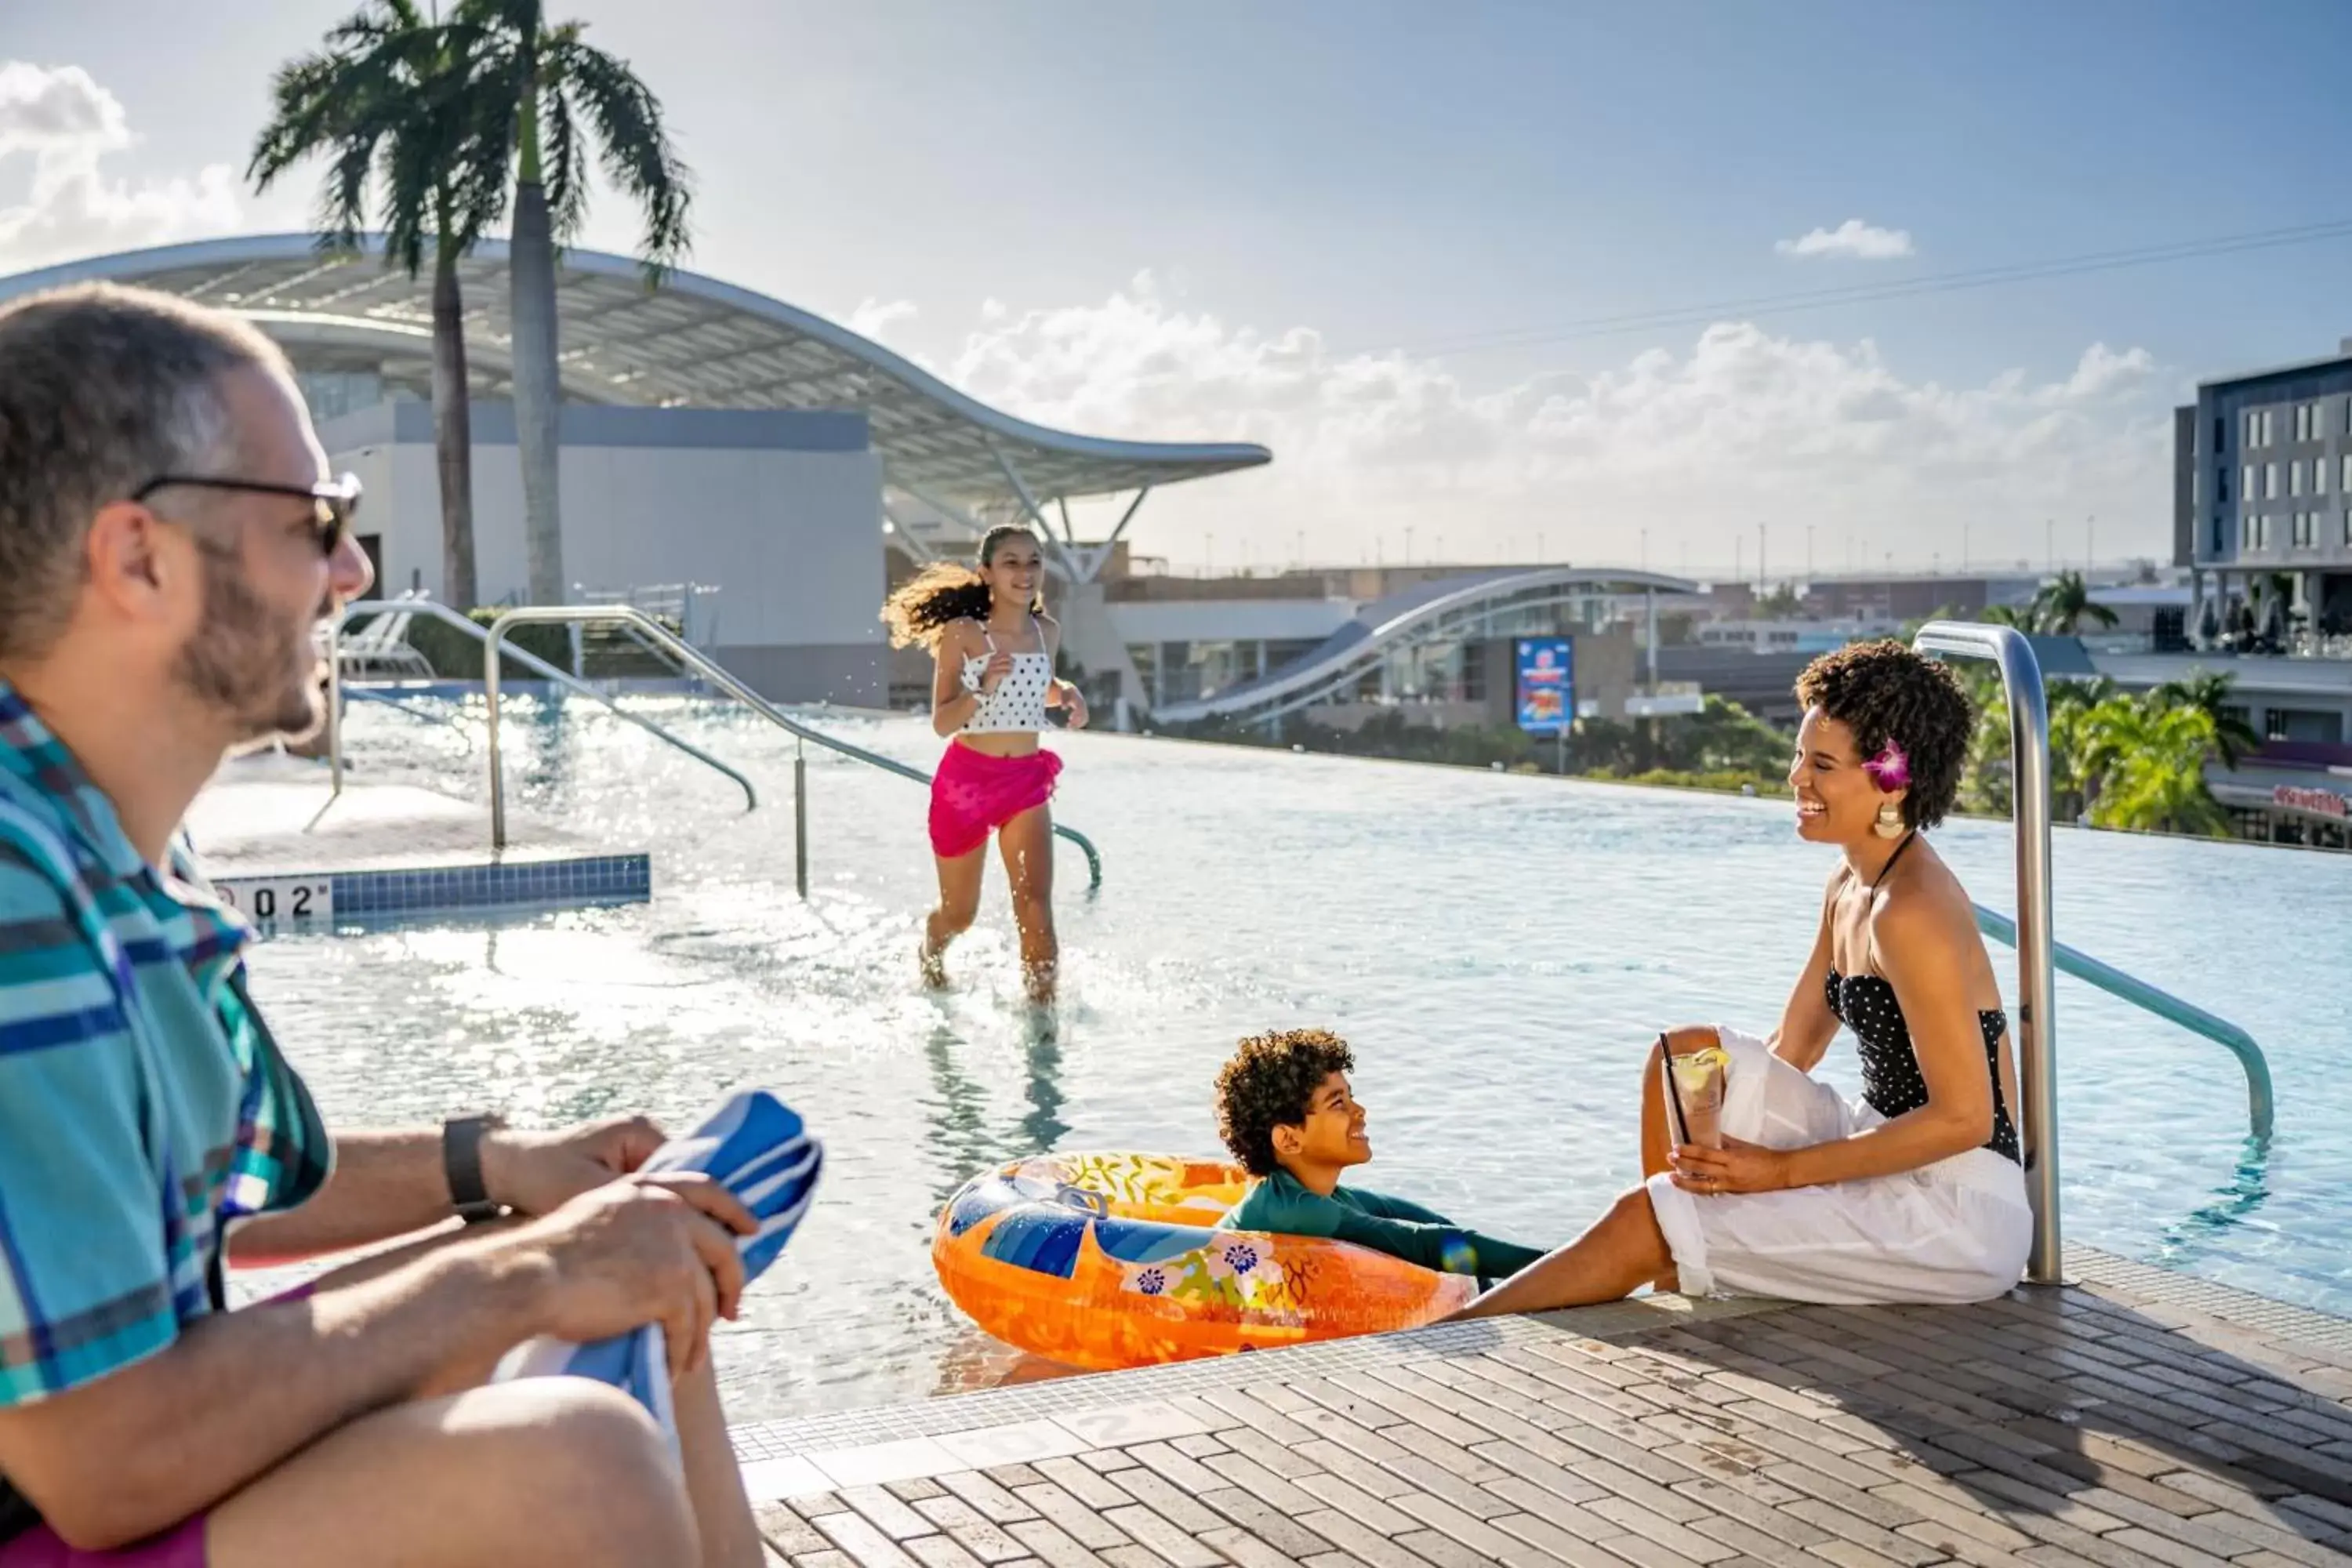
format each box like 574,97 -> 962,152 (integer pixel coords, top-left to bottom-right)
1151,566 -> 1698,725
0,234 -> 1270,510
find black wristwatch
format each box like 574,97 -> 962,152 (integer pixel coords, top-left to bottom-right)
442,1113 -> 508,1225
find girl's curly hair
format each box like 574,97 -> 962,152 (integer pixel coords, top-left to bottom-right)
1794,639 -> 1975,829
1212,1029 -> 1354,1178
880,524 -> 1046,649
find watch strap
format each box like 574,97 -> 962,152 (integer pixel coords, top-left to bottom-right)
443,1114 -> 504,1224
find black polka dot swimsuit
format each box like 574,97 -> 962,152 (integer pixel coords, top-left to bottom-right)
1824,833 -> 2021,1165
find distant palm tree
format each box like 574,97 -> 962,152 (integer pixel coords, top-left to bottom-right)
2153,670 -> 2261,768
2081,699 -> 2230,837
252,0 -> 510,608
449,0 -> 693,604
2031,571 -> 2119,636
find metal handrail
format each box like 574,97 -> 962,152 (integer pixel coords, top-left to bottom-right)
325,599 -> 755,810
1915,621 -> 2061,1284
1971,905 -> 2274,1142
484,607 -> 1105,894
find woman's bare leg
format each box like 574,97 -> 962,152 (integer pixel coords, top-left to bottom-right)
922,847 -> 989,987
1447,1186 -> 1675,1319
997,805 -> 1058,1004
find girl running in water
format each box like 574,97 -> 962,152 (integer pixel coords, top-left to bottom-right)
882,525 -> 1087,1004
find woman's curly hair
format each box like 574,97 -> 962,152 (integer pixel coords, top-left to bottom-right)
880,524 -> 1046,649
1794,639 -> 1975,829
1213,1029 -> 1354,1178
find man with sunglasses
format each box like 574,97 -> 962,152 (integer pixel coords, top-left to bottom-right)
0,285 -> 765,1566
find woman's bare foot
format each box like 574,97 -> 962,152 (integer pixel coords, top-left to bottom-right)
1022,960 -> 1057,1007
920,940 -> 949,989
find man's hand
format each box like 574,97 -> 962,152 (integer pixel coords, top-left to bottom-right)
521,1173 -> 757,1378
482,1114 -> 665,1218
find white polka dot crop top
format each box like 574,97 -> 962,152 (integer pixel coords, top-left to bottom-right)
960,618 -> 1054,734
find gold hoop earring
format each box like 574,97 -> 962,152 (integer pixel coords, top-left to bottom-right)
1874,800 -> 1907,840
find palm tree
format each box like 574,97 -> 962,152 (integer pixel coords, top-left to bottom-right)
2152,670 -> 2261,768
450,0 -> 693,604
250,2 -> 503,611
2030,570 -> 2119,636
252,1 -> 509,609
2079,699 -> 2230,837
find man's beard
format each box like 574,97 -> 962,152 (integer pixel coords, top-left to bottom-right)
175,546 -> 324,744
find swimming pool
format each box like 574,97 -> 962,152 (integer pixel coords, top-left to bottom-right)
242,698 -> 2352,1423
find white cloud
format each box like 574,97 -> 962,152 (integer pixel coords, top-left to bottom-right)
0,61 -> 244,273
941,274 -> 2169,572
845,296 -> 919,344
1775,219 -> 1916,261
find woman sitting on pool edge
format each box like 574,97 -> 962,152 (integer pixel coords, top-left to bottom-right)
1214,1029 -> 1547,1283
1453,639 -> 2032,1319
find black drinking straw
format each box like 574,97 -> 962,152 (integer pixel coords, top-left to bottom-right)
1658,1033 -> 1691,1147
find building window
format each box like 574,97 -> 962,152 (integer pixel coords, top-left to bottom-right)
2266,409 -> 2277,445
2214,415 -> 2226,451
2243,464 -> 2257,499
2294,405 -> 2307,441
2292,460 -> 2304,496
2212,518 -> 2227,554
2343,453 -> 2351,493
2319,458 -> 2332,495
2293,512 -> 2314,550
2245,411 -> 2259,446
2267,463 -> 2281,499
2345,510 -> 2352,547
2217,468 -> 2230,503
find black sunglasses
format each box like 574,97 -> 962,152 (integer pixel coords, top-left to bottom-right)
132,472 -> 363,556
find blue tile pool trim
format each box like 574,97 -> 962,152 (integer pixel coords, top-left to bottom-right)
213,854 -> 652,927
331,854 -> 651,918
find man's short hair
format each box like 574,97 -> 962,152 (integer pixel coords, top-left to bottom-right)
1213,1028 -> 1355,1178
0,283 -> 290,662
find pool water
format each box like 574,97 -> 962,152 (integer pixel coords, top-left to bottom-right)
241,700 -> 2352,1423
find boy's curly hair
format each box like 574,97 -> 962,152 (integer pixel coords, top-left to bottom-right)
1794,639 -> 1975,829
1213,1029 -> 1354,1178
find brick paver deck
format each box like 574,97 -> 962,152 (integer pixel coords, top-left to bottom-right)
735,1250 -> 2352,1567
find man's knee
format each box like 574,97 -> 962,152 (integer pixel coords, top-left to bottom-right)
458,1382 -> 696,1566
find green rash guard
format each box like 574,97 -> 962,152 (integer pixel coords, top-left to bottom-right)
1219,1168 -> 1548,1280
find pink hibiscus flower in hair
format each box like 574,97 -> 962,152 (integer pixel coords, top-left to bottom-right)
1862,739 -> 1911,793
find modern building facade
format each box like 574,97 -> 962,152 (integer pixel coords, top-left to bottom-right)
0,234 -> 1270,705
2176,339 -> 2352,641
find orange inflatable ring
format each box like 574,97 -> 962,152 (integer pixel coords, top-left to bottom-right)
933,1150 -> 1478,1371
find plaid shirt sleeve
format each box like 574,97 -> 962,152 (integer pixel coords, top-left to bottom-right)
0,851 -> 180,1408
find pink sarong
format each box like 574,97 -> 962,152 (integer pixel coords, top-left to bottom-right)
929,742 -> 1062,858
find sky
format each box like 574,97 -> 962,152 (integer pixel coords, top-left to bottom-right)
5,0 -> 2352,579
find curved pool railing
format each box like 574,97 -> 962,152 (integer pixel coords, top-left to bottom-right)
1972,904 -> 2274,1143
328,599 -> 759,808
1915,620 -> 2061,1284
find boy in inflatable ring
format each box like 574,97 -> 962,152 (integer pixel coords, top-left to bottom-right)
1211,1029 -> 1546,1284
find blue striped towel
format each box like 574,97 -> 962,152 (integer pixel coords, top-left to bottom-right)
492,1089 -> 822,1441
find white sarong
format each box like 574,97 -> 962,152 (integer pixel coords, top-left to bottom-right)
1646,1028 -> 2032,1304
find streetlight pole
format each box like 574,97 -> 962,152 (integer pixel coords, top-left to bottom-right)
1758,522 -> 1767,587
2045,519 -> 2054,575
